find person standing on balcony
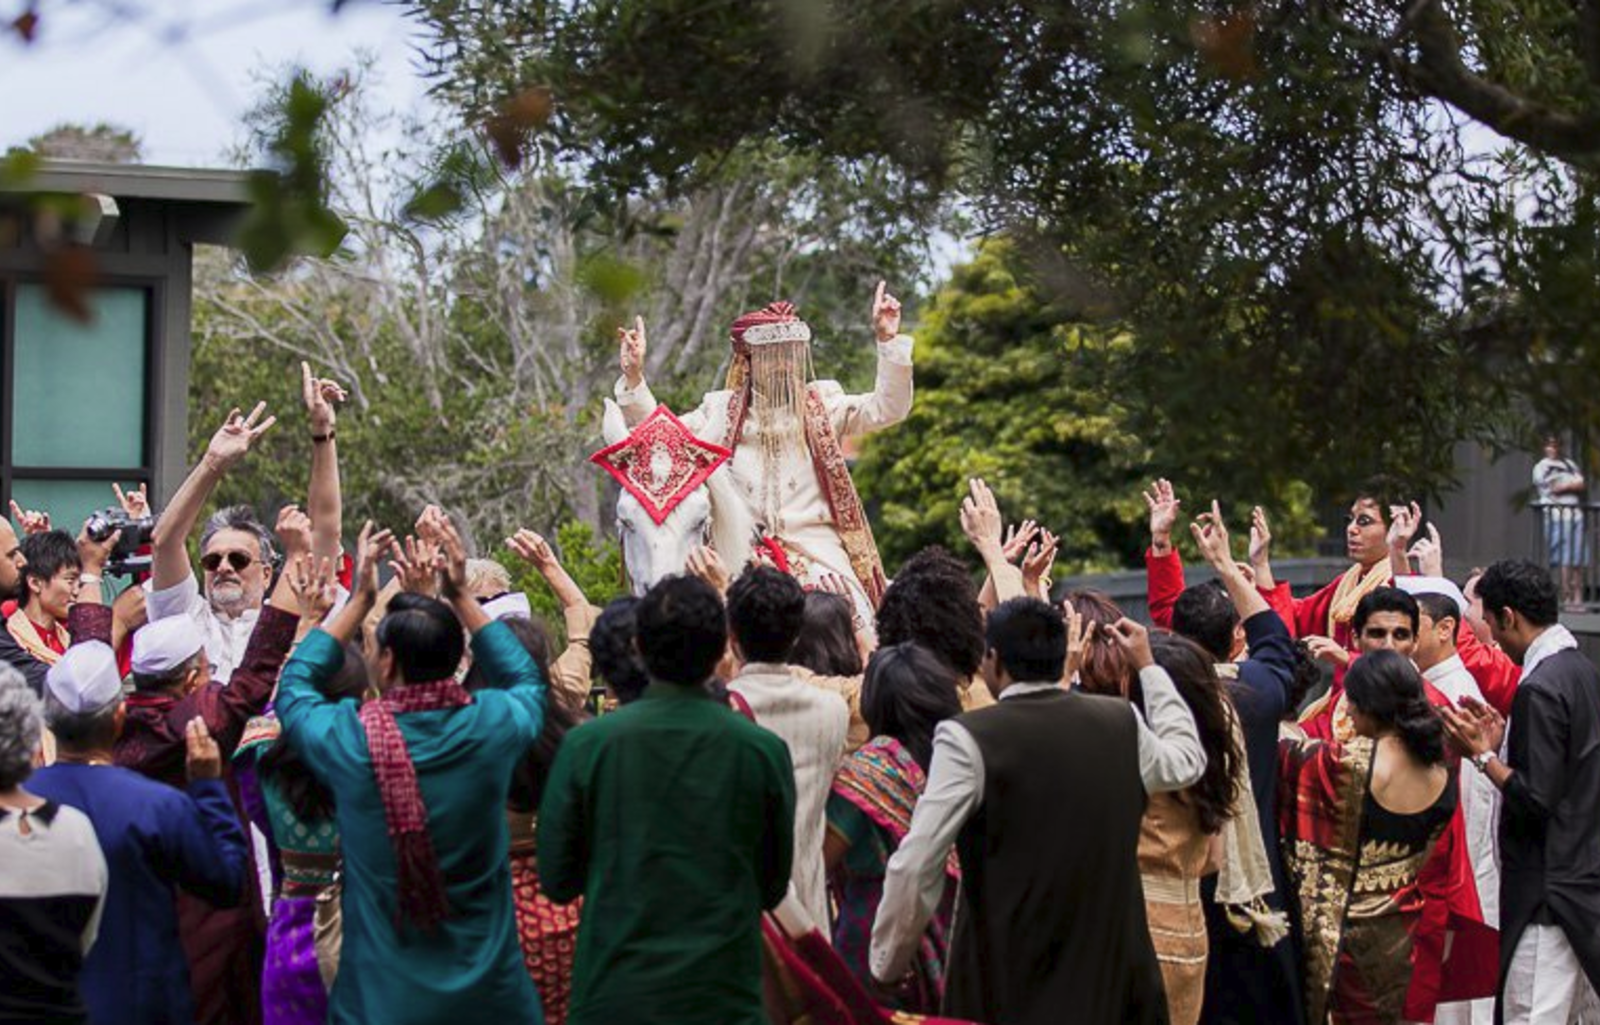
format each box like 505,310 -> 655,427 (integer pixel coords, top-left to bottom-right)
1532,434 -> 1587,611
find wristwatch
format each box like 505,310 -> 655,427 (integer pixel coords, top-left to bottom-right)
1470,750 -> 1497,773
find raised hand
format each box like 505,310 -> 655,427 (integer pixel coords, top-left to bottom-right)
960,478 -> 1005,555
204,403 -> 277,473
112,482 -> 150,519
414,505 -> 450,546
1107,617 -> 1155,671
275,503 -> 314,557
1064,603 -> 1093,681
1248,506 -> 1272,567
1387,501 -> 1422,554
872,280 -> 902,342
351,520 -> 393,603
1001,519 -> 1040,564
1189,501 -> 1233,570
618,316 -> 647,389
430,516 -> 470,599
9,500 -> 49,536
301,361 -> 347,435
1408,523 -> 1444,578
285,552 -> 337,622
389,535 -> 441,596
77,521 -> 120,575
686,545 -> 732,594
1303,635 -> 1350,669
506,528 -> 558,570
1143,479 -> 1180,553
1022,529 -> 1059,598
186,717 -> 222,782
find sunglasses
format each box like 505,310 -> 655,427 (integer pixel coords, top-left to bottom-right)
201,551 -> 256,573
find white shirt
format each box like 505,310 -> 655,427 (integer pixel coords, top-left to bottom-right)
145,572 -> 259,685
868,665 -> 1207,982
729,662 -> 850,935
1424,653 -> 1501,928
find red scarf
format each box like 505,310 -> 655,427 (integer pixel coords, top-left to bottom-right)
359,679 -> 473,933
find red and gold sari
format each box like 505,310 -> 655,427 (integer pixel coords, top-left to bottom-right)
1278,735 -> 1471,1024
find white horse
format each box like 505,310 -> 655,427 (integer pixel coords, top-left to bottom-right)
600,399 -> 756,595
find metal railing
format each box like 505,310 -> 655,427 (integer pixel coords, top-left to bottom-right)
1531,501 -> 1600,610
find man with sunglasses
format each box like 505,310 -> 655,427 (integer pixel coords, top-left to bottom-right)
148,368 -> 345,687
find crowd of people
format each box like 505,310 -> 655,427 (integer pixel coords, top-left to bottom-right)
0,346 -> 1598,1025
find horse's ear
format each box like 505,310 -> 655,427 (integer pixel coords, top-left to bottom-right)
601,399 -> 628,445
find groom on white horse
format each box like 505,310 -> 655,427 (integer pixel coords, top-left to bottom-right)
612,282 -> 913,613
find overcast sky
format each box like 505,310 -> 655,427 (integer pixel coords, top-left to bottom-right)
0,0 -> 430,166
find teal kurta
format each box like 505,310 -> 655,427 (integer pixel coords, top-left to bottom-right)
277,624 -> 546,1025
538,681 -> 796,1025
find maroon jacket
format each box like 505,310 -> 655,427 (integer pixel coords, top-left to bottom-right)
115,604 -> 298,786
113,603 -> 298,1025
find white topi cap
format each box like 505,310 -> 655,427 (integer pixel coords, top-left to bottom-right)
1394,575 -> 1469,619
482,591 -> 533,622
130,617 -> 205,676
45,642 -> 124,713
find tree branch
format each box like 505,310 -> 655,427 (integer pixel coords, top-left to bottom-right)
1391,0 -> 1600,168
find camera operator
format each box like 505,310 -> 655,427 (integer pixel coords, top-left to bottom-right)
147,366 -> 346,686
0,515 -> 116,697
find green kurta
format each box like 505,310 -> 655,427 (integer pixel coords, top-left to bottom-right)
277,624 -> 546,1025
538,681 -> 796,1025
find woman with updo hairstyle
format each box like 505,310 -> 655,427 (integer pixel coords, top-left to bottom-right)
823,642 -> 963,1012
1279,649 -> 1458,1025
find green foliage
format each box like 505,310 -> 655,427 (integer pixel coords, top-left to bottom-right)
856,239 -> 1320,573
401,0 -> 1600,504
235,73 -> 349,271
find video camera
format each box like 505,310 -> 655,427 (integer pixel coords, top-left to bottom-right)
83,507 -> 156,577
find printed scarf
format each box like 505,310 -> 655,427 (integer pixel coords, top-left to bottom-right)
359,679 -> 473,933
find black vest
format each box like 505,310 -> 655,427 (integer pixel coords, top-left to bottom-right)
945,687 -> 1169,1025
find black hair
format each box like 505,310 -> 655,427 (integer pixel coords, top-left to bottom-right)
463,616 -> 588,812
985,597 -> 1067,683
860,643 -> 963,771
726,566 -> 806,664
1343,649 -> 1446,766
636,575 -> 726,687
258,642 -> 368,823
1150,632 -> 1244,835
1288,639 -> 1326,720
1350,477 -> 1405,521
877,546 -> 985,678
591,597 -> 648,704
789,591 -> 863,677
1171,580 -> 1238,662
375,593 -> 465,683
1353,586 -> 1419,635
1476,559 -> 1560,628
1413,592 -> 1460,630
20,530 -> 80,593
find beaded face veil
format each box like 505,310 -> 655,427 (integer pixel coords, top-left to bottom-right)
589,405 -> 733,525
725,302 -> 816,532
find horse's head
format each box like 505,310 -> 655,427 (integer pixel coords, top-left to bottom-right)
616,484 -> 713,596
595,399 -> 734,596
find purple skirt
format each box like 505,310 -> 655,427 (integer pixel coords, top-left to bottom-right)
262,895 -> 327,1025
